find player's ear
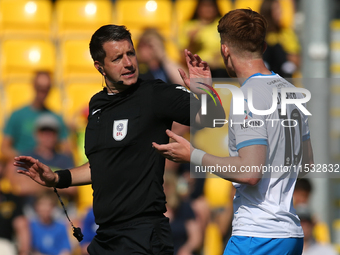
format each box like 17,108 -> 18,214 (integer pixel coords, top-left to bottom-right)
221,44 -> 229,58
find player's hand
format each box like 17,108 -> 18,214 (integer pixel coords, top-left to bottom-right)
14,156 -> 58,187
179,49 -> 212,94
152,130 -> 192,163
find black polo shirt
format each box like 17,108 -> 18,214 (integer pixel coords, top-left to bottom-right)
85,79 -> 200,226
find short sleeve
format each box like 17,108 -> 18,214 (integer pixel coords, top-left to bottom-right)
3,112 -> 19,138
152,80 -> 200,126
229,90 -> 268,151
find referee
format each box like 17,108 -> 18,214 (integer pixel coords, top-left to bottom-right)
14,25 -> 222,254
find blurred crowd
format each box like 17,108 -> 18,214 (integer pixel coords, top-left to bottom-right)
0,0 -> 338,255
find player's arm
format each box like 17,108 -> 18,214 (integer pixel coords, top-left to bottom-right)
299,139 -> 314,178
153,130 -> 264,185
14,156 -> 92,187
201,144 -> 265,185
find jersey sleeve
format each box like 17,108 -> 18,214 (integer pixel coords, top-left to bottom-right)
229,89 -> 268,151
302,103 -> 310,141
152,80 -> 200,126
3,111 -> 19,138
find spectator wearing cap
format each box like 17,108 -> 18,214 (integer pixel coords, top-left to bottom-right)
6,114 -> 77,214
25,114 -> 74,171
296,205 -> 338,255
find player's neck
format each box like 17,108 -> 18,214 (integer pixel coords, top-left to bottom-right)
235,58 -> 272,85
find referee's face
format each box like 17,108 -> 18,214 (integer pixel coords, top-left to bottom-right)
102,39 -> 139,86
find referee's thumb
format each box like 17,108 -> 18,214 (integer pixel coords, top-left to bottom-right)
166,129 -> 180,142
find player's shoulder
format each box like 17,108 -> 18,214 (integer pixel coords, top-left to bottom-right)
243,73 -> 296,91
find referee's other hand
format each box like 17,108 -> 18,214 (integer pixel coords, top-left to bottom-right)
152,129 -> 191,163
14,156 -> 57,187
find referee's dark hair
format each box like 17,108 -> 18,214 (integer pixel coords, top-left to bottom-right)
89,25 -> 132,64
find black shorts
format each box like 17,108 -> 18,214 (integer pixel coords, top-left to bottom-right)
87,216 -> 174,255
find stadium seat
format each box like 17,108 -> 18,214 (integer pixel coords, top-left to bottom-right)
0,39 -> 56,81
62,82 -> 102,123
0,0 -> 53,38
174,0 -> 197,29
217,0 -> 232,16
115,0 -> 173,39
54,0 -> 113,39
3,83 -> 34,115
234,0 -> 262,12
3,81 -> 63,118
59,39 -> 101,82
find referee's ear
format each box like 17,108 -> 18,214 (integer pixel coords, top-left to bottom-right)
94,61 -> 104,75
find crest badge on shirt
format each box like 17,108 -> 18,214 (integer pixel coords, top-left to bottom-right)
113,119 -> 128,141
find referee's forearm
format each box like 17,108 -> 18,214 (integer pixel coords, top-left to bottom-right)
69,162 -> 92,186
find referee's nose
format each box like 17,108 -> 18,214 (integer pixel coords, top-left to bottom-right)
122,54 -> 133,68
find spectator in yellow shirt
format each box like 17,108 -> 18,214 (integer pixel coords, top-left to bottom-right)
178,0 -> 228,77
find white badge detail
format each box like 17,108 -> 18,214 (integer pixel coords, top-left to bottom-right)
175,86 -> 191,94
113,119 -> 128,141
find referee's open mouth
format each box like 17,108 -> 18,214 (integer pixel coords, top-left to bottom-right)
122,70 -> 136,78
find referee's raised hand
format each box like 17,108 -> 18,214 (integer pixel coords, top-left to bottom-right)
14,156 -> 57,187
152,129 -> 192,163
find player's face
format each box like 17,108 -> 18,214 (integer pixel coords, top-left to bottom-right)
102,40 -> 139,86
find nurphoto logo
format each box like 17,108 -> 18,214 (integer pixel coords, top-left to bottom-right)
200,84 -> 312,128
